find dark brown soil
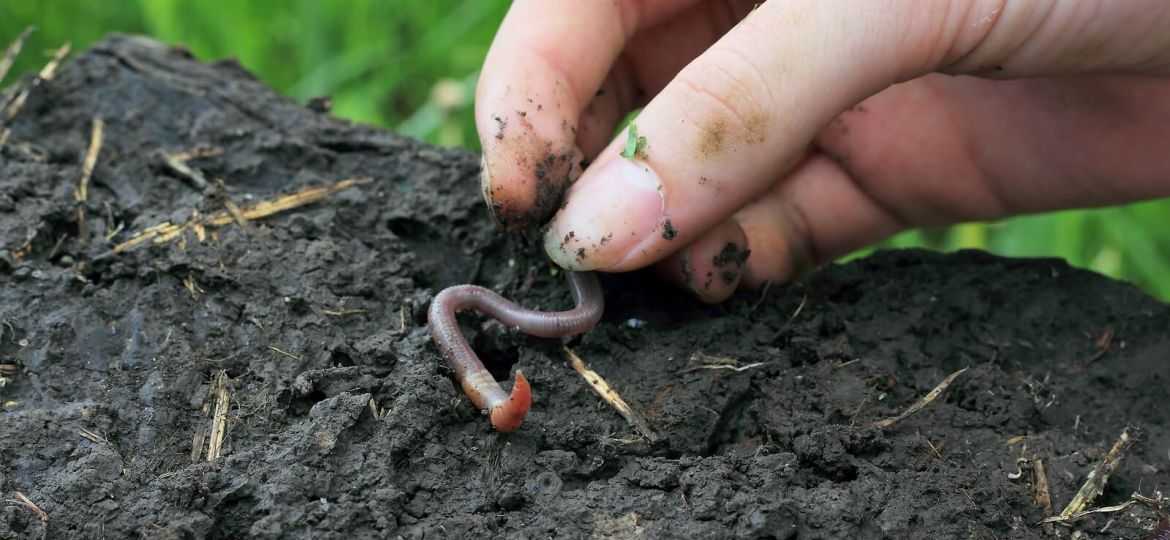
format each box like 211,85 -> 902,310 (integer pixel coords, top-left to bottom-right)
1,35 -> 1168,539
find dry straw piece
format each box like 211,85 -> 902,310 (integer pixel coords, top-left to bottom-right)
874,367 -> 969,430
1058,425 -> 1138,519
564,346 -> 657,441
5,42 -> 70,121
0,27 -> 35,84
111,177 -> 372,254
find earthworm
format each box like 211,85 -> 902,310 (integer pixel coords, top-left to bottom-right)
428,270 -> 604,432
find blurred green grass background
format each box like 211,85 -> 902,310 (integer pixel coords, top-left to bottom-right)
3,1 -> 1168,300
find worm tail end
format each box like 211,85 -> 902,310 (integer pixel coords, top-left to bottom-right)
489,371 -> 531,432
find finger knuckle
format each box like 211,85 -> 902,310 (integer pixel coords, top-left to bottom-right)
675,46 -> 775,156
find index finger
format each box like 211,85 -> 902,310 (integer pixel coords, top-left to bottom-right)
475,0 -> 700,232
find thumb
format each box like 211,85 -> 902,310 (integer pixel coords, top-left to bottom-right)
543,0 -> 1170,272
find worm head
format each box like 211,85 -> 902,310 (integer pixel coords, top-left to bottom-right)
490,371 -> 532,432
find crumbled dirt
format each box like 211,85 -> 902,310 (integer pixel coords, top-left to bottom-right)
712,242 -> 751,287
662,219 -> 678,241
2,35 -> 1168,539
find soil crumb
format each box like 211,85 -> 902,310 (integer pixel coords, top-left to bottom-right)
662,219 -> 678,240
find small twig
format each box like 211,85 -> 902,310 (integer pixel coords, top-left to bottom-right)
190,430 -> 207,463
10,491 -> 48,523
680,351 -> 767,373
78,428 -> 111,447
849,386 -> 874,427
695,405 -> 720,416
680,352 -> 767,374
169,147 -> 223,162
749,280 -> 772,312
874,367 -> 969,430
923,437 -> 943,460
266,345 -> 302,361
74,117 -> 104,240
42,234 -> 64,262
41,43 -> 70,77
162,151 -> 211,191
681,362 -> 766,374
74,117 -> 104,202
1058,425 -> 1139,519
190,388 -> 211,463
182,273 -> 204,299
836,358 -> 861,369
108,177 -> 372,255
1032,457 -> 1054,535
206,371 -> 231,461
1041,500 -> 1136,525
5,42 -> 70,121
0,27 -> 34,86
222,197 -> 249,229
1083,325 -> 1114,365
564,346 -> 657,441
777,294 -> 807,335
208,178 -> 250,229
103,222 -> 124,242
165,149 -> 245,228
1130,491 -> 1165,512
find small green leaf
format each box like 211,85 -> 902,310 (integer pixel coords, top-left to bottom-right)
620,123 -> 639,159
619,122 -> 649,160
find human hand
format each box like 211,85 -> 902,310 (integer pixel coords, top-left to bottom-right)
475,0 -> 1170,303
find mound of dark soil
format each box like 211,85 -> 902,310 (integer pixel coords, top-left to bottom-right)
1,35 -> 1167,539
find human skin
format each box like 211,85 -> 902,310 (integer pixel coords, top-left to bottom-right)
475,0 -> 1170,303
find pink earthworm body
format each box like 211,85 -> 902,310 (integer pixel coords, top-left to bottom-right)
428,270 -> 604,432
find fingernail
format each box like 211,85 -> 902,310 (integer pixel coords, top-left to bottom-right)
544,157 -> 665,270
